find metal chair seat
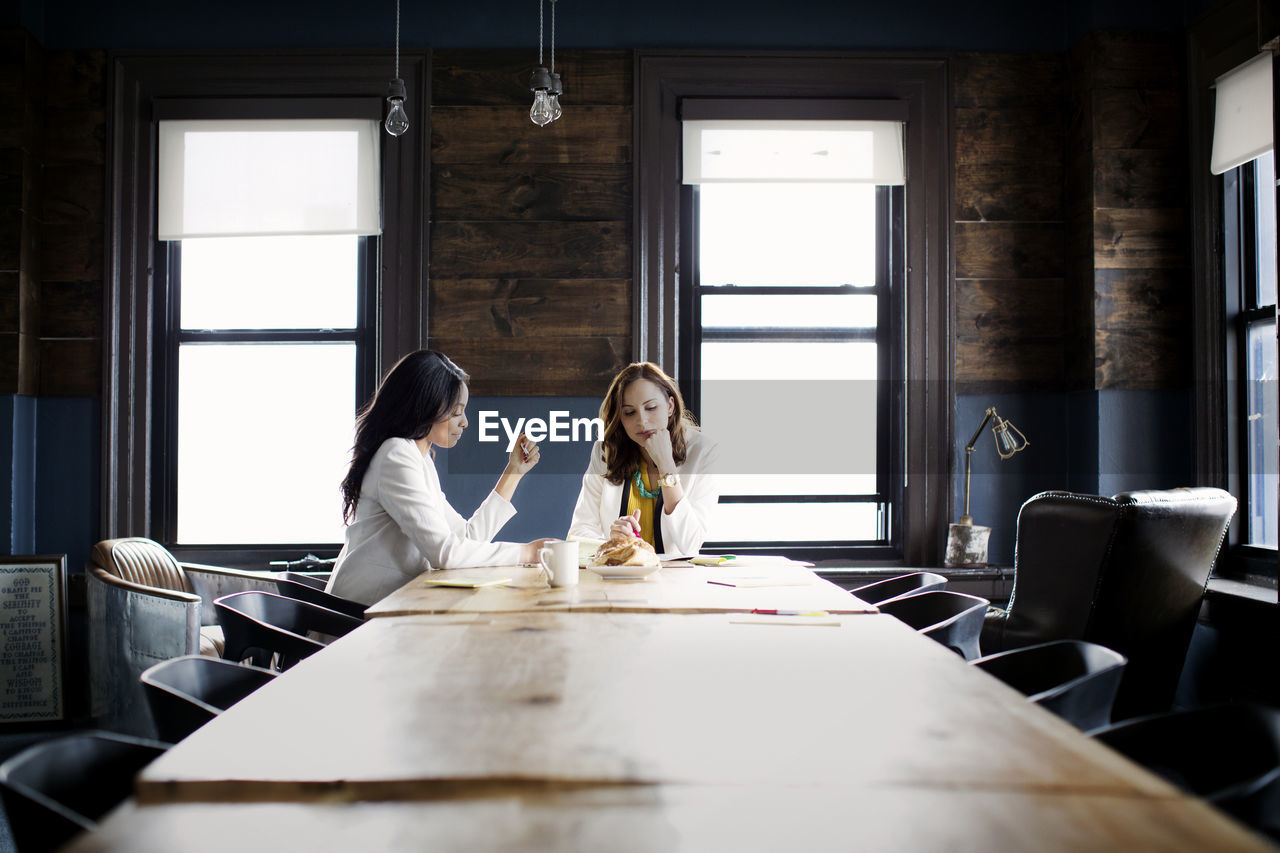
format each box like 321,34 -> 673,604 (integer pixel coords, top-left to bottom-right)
850,571 -> 948,606
140,655 -> 278,743
215,591 -> 363,671
877,590 -> 990,660
0,731 -> 168,852
972,639 -> 1127,731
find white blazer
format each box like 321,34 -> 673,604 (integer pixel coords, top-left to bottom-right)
567,430 -> 719,555
328,437 -> 523,605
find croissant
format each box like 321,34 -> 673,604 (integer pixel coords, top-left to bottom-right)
591,533 -> 661,567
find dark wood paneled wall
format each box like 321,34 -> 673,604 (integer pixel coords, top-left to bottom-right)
1068,32 -> 1188,391
0,31 -> 104,398
0,38 -> 1192,401
0,30 -> 42,396
952,53 -> 1067,392
39,49 -> 105,397
429,50 -> 633,396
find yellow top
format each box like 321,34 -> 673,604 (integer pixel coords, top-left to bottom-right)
626,468 -> 658,548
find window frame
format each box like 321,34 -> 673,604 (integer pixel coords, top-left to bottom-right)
105,53 -> 430,568
1224,159 -> 1279,569
635,54 -> 952,566
1188,6 -> 1278,584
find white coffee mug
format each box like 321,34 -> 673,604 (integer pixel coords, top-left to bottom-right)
538,540 -> 579,588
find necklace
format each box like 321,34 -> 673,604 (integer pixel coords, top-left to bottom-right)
633,469 -> 661,499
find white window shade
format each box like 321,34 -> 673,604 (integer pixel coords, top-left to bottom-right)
158,118 -> 381,239
683,120 -> 905,184
1211,52 -> 1274,176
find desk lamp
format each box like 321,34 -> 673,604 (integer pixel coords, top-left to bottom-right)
945,406 -> 1029,568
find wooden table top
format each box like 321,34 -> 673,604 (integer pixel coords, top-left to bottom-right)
138,611 -> 1180,803
364,560 -> 878,617
71,786 -> 1274,853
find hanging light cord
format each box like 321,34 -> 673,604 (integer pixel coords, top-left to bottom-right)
394,0 -> 401,79
538,0 -> 544,66
550,0 -> 556,74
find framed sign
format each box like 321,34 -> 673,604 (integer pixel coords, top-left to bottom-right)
0,555 -> 68,724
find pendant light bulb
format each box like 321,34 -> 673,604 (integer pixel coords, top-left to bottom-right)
529,64 -> 553,127
530,88 -> 554,127
547,73 -> 563,123
385,77 -> 409,137
384,0 -> 408,137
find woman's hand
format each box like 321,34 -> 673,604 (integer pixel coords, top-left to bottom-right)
609,509 -> 642,539
507,434 -> 541,476
519,538 -> 553,564
496,434 -> 539,502
641,428 -> 677,477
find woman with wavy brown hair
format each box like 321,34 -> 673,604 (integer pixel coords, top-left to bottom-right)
568,362 -> 719,554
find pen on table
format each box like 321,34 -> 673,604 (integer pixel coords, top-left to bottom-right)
751,609 -> 829,617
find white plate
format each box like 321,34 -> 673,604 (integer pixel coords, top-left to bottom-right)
589,563 -> 662,579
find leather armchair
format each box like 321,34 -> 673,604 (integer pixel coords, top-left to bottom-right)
981,488 -> 1236,720
86,537 -> 278,737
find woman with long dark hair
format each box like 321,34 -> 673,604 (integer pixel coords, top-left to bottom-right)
568,362 -> 719,555
327,350 -> 548,604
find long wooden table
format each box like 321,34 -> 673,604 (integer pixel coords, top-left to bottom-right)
65,564 -> 1276,851
364,559 -> 877,617
72,787 -> 1270,853
132,612 -> 1178,800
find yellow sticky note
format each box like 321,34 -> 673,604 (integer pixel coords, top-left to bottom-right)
422,577 -> 511,588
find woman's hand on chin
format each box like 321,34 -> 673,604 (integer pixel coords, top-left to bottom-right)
641,429 -> 676,475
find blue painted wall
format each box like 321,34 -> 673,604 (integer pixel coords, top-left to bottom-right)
3,395 -> 37,555
2,396 -> 96,572
437,396 -> 601,543
955,389 -> 1196,566
33,398 -> 99,573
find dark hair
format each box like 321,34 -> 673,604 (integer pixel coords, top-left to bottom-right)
341,350 -> 469,523
599,362 -> 697,485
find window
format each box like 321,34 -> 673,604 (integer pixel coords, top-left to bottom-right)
1224,152 -> 1278,551
683,119 -> 904,551
154,118 -> 379,549
105,55 -> 428,566
635,57 -> 952,565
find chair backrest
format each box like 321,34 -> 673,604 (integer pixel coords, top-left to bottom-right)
140,655 -> 278,743
215,591 -> 363,670
91,537 -> 191,594
877,590 -> 989,660
0,731 -> 168,852
972,640 -> 1127,731
1092,703 -> 1280,839
282,571 -> 330,590
1000,488 -> 1236,719
850,571 -> 948,606
275,578 -> 367,620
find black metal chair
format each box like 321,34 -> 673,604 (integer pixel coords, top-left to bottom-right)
877,590 -> 989,660
215,591 -> 363,671
281,569 -> 331,590
1092,703 -> 1280,841
140,655 -> 278,743
275,577 -> 367,620
0,731 -> 168,853
849,571 -> 948,606
971,640 -> 1127,731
